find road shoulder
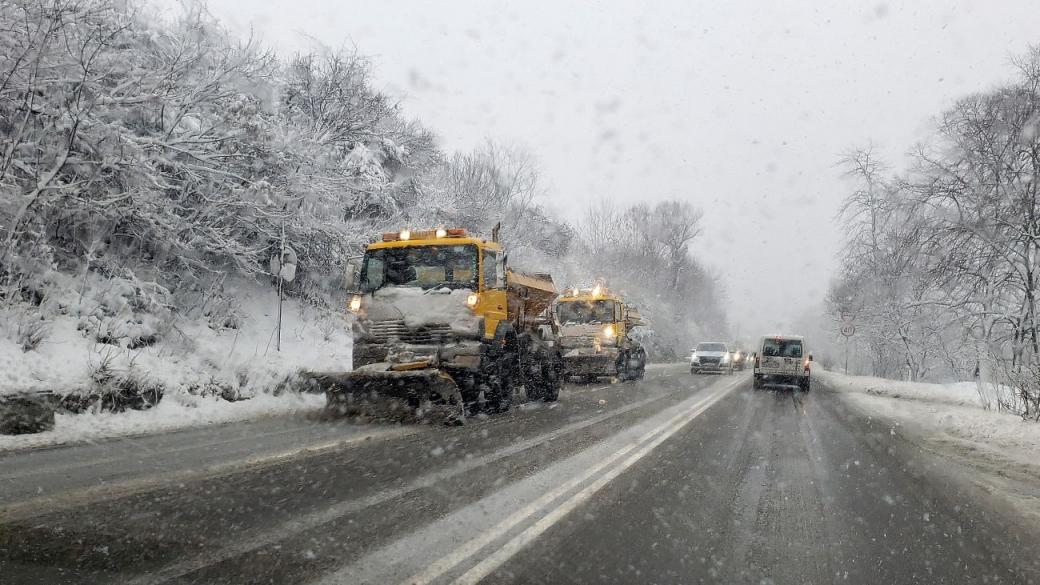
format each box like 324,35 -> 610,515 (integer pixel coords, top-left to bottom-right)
816,370 -> 1040,551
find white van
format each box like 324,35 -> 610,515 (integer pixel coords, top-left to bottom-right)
752,335 -> 811,391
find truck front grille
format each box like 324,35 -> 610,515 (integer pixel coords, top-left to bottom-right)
560,335 -> 602,349
368,320 -> 453,345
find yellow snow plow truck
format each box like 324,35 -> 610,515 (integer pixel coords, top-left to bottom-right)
554,286 -> 646,382
327,227 -> 563,423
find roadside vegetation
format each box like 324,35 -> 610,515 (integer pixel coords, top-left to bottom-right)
829,47 -> 1040,420
0,0 -> 726,428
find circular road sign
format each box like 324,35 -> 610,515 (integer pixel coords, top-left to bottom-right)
840,310 -> 855,322
840,323 -> 856,337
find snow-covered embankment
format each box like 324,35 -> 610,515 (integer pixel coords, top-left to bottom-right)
817,368 -> 1040,522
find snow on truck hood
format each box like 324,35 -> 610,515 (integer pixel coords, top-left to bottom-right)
366,287 -> 480,333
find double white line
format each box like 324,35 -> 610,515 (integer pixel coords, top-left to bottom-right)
321,374 -> 742,585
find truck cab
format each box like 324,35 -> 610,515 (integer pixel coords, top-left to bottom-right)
553,286 -> 645,381
340,227 -> 562,418
348,228 -> 501,370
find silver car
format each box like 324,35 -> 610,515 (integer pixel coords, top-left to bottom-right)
690,342 -> 734,374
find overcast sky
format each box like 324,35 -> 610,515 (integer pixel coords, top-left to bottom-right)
179,0 -> 1040,337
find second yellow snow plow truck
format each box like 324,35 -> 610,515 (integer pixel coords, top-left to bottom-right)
329,227 -> 563,423
554,286 -> 646,382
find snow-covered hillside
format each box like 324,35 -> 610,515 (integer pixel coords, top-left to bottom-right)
0,275 -> 349,449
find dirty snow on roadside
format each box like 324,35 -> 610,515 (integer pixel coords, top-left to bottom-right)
817,368 -> 1040,521
1,278 -> 350,449
0,391 -> 325,452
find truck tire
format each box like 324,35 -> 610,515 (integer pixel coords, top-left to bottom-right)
488,358 -> 517,413
542,372 -> 560,402
484,327 -> 520,413
544,352 -> 563,401
631,350 -> 646,380
753,374 -> 763,390
799,377 -> 811,392
616,352 -> 632,382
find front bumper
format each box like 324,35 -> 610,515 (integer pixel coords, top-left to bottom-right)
562,346 -> 619,376
353,340 -> 483,371
691,361 -> 730,371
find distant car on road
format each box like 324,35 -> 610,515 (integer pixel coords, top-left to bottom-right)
690,342 -> 734,374
752,335 -> 811,391
729,347 -> 749,371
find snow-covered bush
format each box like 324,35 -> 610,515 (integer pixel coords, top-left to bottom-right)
10,307 -> 50,352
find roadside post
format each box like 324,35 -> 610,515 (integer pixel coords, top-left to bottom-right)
270,222 -> 297,352
839,316 -> 855,374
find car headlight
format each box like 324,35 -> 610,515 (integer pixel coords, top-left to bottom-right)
602,324 -> 615,339
348,294 -> 362,314
721,354 -> 730,362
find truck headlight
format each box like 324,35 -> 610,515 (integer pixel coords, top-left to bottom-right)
349,294 -> 362,314
602,324 -> 615,339
467,293 -> 479,308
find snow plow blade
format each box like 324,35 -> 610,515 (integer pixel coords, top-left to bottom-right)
314,365 -> 466,425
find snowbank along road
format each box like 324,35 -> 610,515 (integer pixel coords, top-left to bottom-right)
1,364 -> 1038,584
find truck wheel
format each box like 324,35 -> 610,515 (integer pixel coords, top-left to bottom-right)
488,350 -> 520,413
544,355 -> 562,401
631,351 -> 646,380
542,373 -> 560,402
800,377 -> 811,392
753,374 -> 762,390
616,353 -> 631,382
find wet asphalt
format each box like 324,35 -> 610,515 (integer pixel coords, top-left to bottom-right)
0,365 -> 1037,585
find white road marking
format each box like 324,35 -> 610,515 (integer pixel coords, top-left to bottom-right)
1,422 -> 324,480
129,389 -> 677,585
451,380 -> 736,584
389,375 -> 741,585
0,428 -> 416,524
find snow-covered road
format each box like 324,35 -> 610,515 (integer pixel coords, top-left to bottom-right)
1,366 -> 1038,584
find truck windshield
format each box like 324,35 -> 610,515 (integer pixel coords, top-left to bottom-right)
557,300 -> 615,324
359,245 -> 478,291
762,339 -> 803,358
696,342 -> 727,352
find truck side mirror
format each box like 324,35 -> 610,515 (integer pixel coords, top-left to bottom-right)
808,353 -> 814,361
344,257 -> 362,291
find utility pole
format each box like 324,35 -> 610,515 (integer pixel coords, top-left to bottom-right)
277,219 -> 284,352
840,320 -> 855,375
